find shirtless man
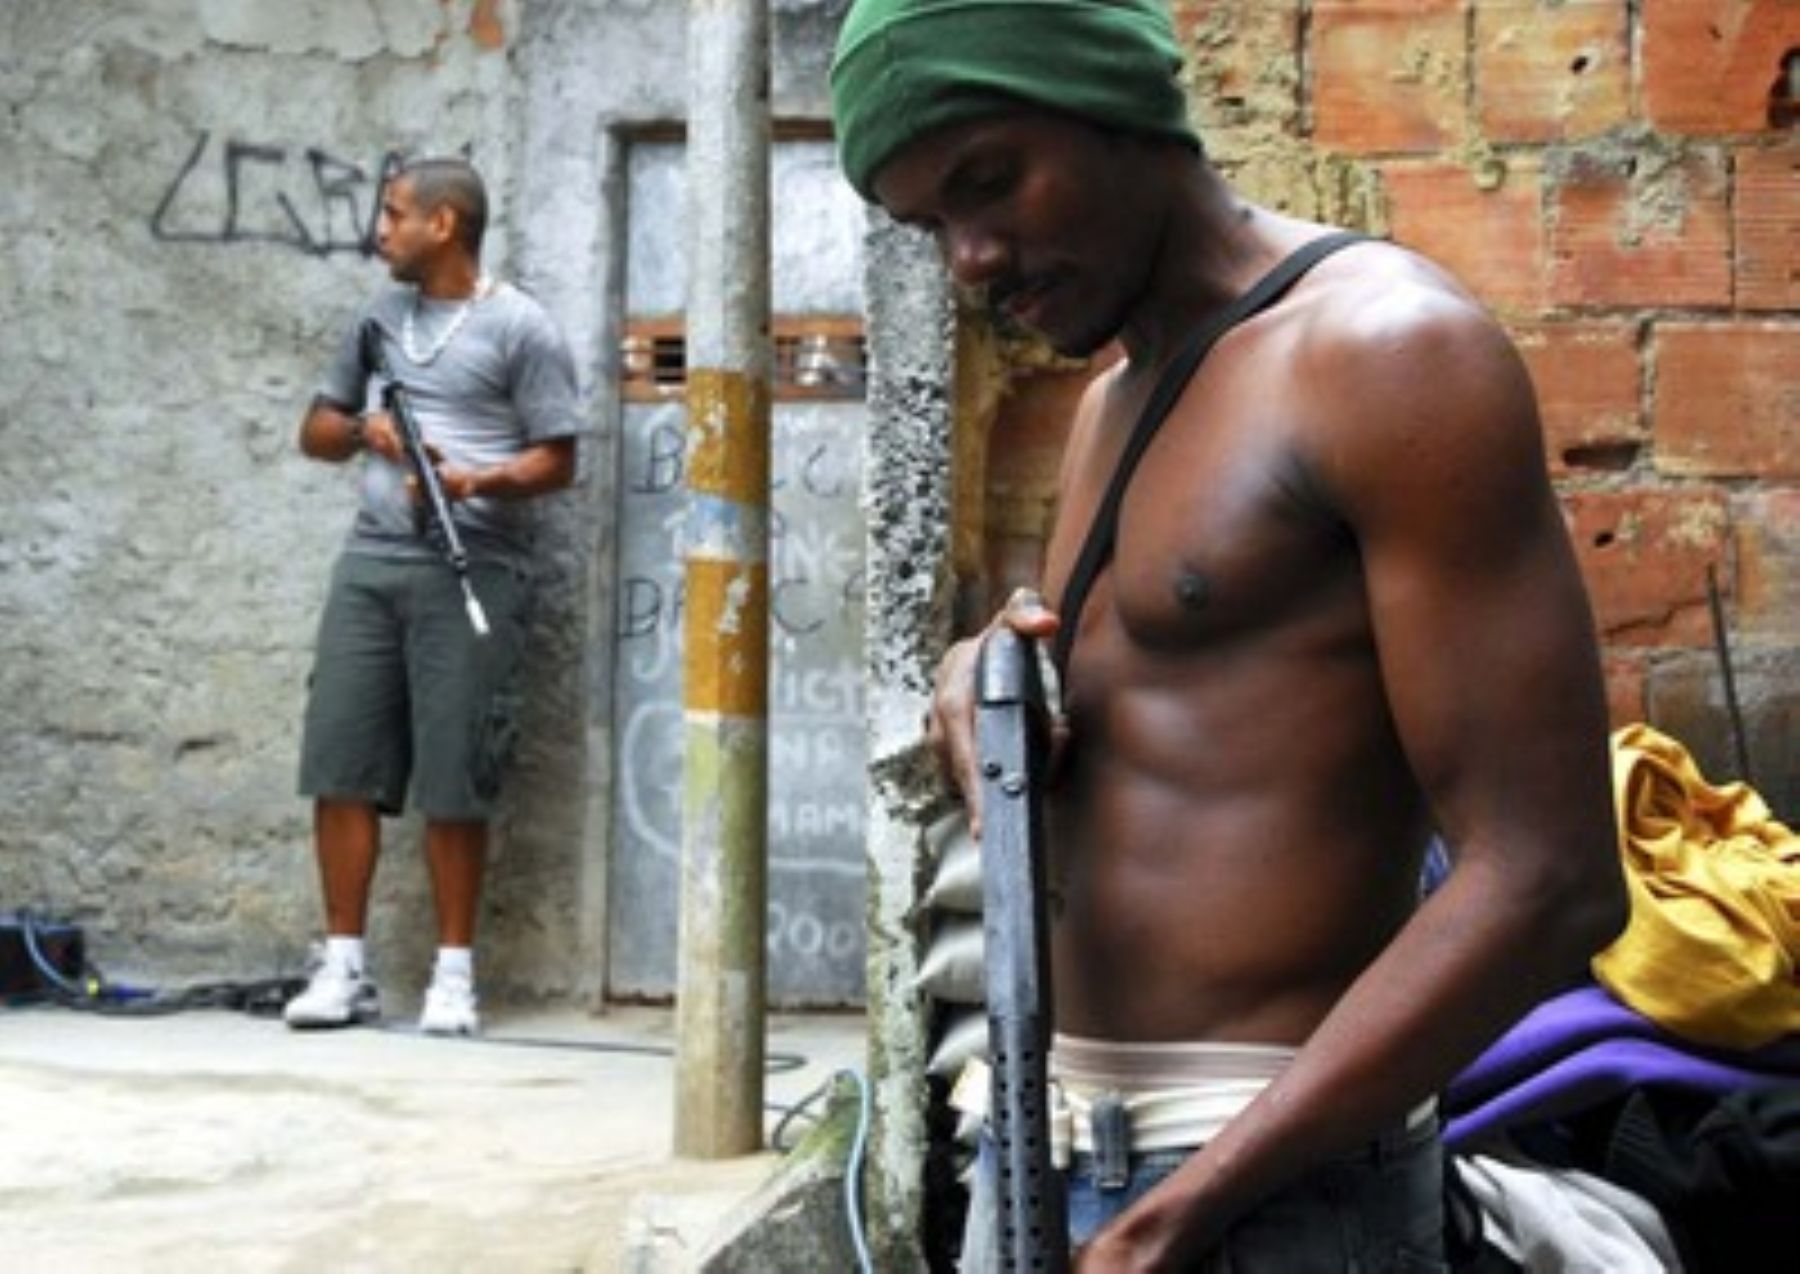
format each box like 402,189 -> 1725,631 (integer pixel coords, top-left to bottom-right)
831,1 -> 1627,1268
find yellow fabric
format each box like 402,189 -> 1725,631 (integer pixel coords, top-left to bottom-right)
1592,723 -> 1800,1050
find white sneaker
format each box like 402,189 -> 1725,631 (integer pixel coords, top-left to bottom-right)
418,967 -> 479,1036
283,957 -> 380,1030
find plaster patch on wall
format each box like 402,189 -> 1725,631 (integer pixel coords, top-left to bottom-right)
1546,130 -> 1712,248
469,0 -> 506,50
1222,147 -> 1386,234
1668,497 -> 1731,550
1180,4 -> 1301,139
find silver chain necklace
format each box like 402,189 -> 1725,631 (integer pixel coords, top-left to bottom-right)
401,274 -> 493,365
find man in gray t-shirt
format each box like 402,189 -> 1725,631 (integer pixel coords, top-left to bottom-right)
285,157 -> 586,1037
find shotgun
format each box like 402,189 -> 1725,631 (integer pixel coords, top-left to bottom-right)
358,320 -> 490,637
975,626 -> 1068,1272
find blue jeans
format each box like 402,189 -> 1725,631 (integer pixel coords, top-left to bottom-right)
963,1115 -> 1449,1272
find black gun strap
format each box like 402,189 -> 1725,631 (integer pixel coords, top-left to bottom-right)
1049,232 -> 1366,676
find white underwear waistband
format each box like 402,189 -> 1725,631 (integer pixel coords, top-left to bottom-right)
953,1035 -> 1434,1165
1053,1033 -> 1297,1090
1052,1035 -> 1296,1157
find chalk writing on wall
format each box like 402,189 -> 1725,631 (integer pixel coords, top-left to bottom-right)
609,398 -> 869,1005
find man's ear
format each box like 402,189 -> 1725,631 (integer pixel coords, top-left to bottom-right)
427,203 -> 458,248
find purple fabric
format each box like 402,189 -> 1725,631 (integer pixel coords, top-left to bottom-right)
1443,983 -> 1800,1150
1449,985 -> 1658,1108
1449,984 -> 1800,1113
1444,1037 -> 1794,1149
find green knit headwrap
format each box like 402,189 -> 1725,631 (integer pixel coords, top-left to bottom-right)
830,0 -> 1200,201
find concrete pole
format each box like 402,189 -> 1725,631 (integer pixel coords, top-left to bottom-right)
860,210 -> 958,1271
674,0 -> 772,1159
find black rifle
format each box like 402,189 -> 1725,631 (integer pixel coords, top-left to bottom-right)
358,320 -> 490,637
975,627 -> 1068,1272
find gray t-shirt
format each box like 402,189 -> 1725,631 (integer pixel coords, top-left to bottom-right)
319,281 -> 586,565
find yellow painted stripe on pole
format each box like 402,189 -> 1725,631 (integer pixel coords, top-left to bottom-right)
687,368 -> 771,506
683,558 -> 769,716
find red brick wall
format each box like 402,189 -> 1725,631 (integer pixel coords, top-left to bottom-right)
1173,0 -> 1800,812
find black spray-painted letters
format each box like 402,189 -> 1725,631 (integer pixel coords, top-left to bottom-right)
150,131 -> 430,257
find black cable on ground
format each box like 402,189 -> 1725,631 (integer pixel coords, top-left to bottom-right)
16,910 -> 866,1209
377,1022 -> 835,1146
17,916 -> 824,1084
11,910 -> 304,1018
16,910 -> 874,1268
374,1020 -> 808,1073
14,915 -> 825,1080
769,1073 -> 836,1151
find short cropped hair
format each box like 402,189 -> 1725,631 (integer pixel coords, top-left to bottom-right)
398,156 -> 488,255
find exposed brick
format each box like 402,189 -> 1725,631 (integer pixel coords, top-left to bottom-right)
1602,650 -> 1651,728
1642,0 -> 1800,136
1509,320 -> 1644,477
1385,160 -> 1546,314
1734,488 -> 1800,642
1170,0 -> 1303,146
1735,141 -> 1800,311
985,366 -> 1087,542
1546,145 -> 1733,309
1219,148 -> 1386,228
1474,0 -> 1631,143
1646,651 -> 1800,821
1313,1 -> 1468,154
1654,322 -> 1800,478
969,348 -> 1112,616
1563,488 -> 1731,646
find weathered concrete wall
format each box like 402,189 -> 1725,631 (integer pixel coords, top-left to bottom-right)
0,0 -> 528,996
0,0 -> 852,1006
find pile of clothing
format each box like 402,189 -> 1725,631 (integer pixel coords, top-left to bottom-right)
1442,725 -> 1800,1272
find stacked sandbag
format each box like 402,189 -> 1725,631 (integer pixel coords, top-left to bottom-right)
916,807 -> 989,1162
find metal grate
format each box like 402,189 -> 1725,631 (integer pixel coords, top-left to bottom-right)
622,317 -> 867,402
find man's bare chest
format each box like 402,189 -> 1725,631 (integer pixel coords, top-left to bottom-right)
1044,398 -> 1357,660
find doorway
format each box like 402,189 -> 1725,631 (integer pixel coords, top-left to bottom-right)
606,137 -> 871,1005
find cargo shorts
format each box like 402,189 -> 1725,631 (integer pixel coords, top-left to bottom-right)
298,552 -> 530,821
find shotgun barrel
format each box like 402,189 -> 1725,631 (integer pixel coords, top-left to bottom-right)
975,626 -> 1068,1272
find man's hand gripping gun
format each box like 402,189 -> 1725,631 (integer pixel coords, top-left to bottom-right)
976,627 -> 1069,1272
359,321 -> 489,637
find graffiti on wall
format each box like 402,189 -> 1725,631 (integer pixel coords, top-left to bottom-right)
149,130 -> 450,256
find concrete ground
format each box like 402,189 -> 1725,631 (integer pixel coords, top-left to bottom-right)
0,1000 -> 867,1273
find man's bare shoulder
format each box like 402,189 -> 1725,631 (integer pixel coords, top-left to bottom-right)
1299,238 -> 1506,365
1275,239 -> 1552,532
1288,243 -> 1539,450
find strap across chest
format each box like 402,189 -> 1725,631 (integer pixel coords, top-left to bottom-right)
1048,232 -> 1366,678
